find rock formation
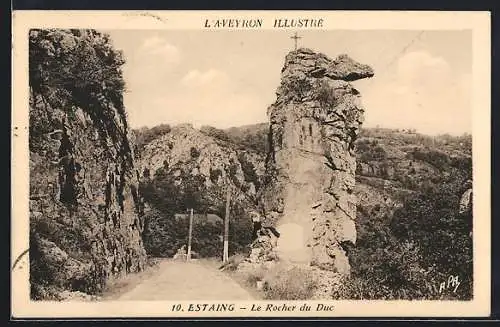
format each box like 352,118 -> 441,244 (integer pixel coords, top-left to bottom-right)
260,48 -> 374,274
29,29 -> 147,299
139,124 -> 265,209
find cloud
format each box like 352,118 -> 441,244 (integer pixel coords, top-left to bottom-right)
360,51 -> 471,135
121,36 -> 182,92
397,51 -> 452,89
140,36 -> 180,64
180,69 -> 231,88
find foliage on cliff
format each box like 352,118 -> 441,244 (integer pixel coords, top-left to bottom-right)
29,29 -> 130,159
29,29 -> 146,300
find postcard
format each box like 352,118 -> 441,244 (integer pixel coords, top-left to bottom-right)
11,10 -> 491,318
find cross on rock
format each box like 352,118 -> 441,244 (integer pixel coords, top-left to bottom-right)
290,32 -> 302,50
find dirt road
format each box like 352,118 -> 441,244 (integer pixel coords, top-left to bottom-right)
116,259 -> 254,301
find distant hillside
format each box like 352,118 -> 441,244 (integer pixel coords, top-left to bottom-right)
224,123 -> 269,153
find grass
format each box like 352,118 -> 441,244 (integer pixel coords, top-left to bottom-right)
261,263 -> 317,300
225,260 -> 318,300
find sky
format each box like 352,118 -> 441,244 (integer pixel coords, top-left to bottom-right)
105,29 -> 472,136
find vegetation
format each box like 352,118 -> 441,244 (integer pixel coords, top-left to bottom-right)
336,172 -> 472,300
200,125 -> 232,143
225,123 -> 269,154
262,265 -> 317,300
29,29 -> 130,161
136,122 -> 473,299
141,208 -> 227,258
133,123 -> 171,151
237,263 -> 318,300
138,157 -> 254,258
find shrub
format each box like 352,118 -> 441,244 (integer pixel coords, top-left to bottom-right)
237,153 -> 260,190
209,168 -> 223,184
242,267 -> 266,287
133,123 -> 171,150
346,176 -> 473,300
190,147 -> 200,159
29,29 -> 129,157
315,80 -> 338,108
262,264 -> 317,300
282,76 -> 312,102
200,125 -> 231,142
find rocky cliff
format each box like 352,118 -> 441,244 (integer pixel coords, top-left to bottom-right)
29,29 -> 147,300
138,124 -> 265,208
260,48 -> 374,274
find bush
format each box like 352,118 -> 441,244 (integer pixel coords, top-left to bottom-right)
262,264 -> 317,300
315,80 -> 339,108
411,148 -> 450,171
346,176 -> 473,300
281,76 -> 312,102
190,147 -> 200,159
359,144 -> 388,162
200,125 -> 231,142
29,29 -> 129,156
243,267 -> 266,287
237,153 -> 260,190
133,124 -> 171,150
142,209 -> 226,258
142,209 -> 188,258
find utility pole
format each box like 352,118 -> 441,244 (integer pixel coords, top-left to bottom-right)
223,185 -> 231,263
187,208 -> 193,261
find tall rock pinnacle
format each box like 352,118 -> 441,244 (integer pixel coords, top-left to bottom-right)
260,48 -> 374,274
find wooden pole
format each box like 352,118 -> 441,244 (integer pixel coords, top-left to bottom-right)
187,208 -> 193,261
223,186 -> 231,263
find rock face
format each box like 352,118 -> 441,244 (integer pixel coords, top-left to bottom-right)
29,98 -> 147,299
29,29 -> 147,299
260,48 -> 374,274
139,124 -> 265,208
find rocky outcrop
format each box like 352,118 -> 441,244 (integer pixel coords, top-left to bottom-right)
260,48 -> 374,274
138,124 -> 265,208
29,29 -> 147,300
29,97 -> 147,299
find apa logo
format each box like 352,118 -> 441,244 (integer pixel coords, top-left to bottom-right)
438,275 -> 461,294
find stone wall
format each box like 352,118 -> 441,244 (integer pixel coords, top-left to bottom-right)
260,48 -> 374,274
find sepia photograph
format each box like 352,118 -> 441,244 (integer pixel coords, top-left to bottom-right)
11,11 -> 491,318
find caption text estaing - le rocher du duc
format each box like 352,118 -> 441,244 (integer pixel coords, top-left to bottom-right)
171,303 -> 334,313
